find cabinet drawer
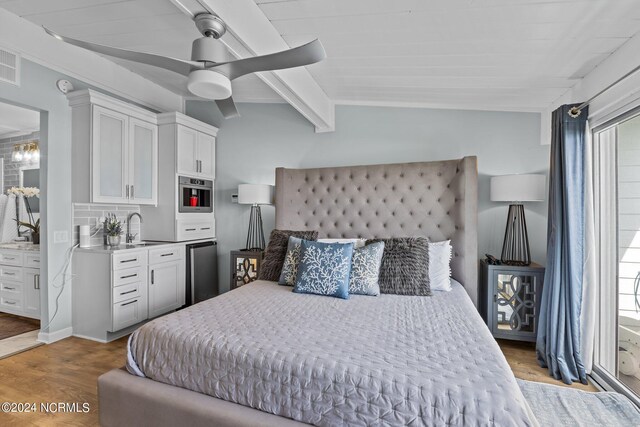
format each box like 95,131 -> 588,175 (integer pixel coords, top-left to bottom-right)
113,266 -> 145,287
148,246 -> 183,265
112,281 -> 142,304
0,280 -> 22,296
0,294 -> 23,311
111,297 -> 146,332
24,254 -> 41,268
0,266 -> 22,282
176,221 -> 214,241
112,251 -> 148,271
0,251 -> 23,266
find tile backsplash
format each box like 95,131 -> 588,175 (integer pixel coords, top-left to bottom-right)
73,203 -> 141,246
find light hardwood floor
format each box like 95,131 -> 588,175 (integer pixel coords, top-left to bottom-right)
0,336 -> 596,425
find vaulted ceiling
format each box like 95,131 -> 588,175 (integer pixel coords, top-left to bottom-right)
2,0 -> 640,113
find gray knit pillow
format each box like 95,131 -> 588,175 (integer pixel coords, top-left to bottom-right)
365,237 -> 430,296
259,229 -> 319,281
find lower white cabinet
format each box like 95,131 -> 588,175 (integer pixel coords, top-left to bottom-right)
149,261 -> 183,318
73,244 -> 185,342
0,250 -> 40,320
23,268 -> 40,319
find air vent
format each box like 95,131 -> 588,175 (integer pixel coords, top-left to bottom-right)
0,47 -> 20,86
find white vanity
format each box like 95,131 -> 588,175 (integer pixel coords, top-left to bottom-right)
0,243 -> 40,319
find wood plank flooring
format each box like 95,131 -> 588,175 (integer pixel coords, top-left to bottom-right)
0,336 -> 597,426
498,339 -> 598,392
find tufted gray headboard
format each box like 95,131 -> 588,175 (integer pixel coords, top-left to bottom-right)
274,157 -> 479,307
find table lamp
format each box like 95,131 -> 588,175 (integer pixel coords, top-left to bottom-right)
490,174 -> 545,265
238,184 -> 273,251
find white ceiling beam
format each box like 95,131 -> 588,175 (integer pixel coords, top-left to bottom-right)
171,0 -> 335,133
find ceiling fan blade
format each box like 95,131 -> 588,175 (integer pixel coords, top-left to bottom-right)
215,96 -> 240,119
43,27 -> 203,76
209,39 -> 325,80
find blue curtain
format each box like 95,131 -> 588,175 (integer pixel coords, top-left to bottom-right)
536,104 -> 589,385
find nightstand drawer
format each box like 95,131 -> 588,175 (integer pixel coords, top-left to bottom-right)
481,260 -> 544,342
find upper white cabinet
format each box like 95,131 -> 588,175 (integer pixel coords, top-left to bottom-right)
129,118 -> 158,204
161,113 -> 217,180
69,90 -> 158,206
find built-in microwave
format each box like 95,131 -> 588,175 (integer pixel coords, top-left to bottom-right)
178,176 -> 213,213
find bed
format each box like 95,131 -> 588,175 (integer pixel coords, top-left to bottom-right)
99,157 -> 538,426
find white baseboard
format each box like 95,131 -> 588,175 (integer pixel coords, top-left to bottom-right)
37,327 -> 73,344
72,333 -> 108,344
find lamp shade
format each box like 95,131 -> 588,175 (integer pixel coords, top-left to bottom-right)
490,174 -> 545,202
238,184 -> 273,205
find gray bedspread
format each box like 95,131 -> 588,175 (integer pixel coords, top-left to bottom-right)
127,280 -> 536,426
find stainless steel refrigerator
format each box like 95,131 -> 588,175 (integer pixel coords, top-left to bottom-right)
185,240 -> 218,306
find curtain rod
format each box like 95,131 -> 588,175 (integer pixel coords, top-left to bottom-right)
568,62 -> 640,118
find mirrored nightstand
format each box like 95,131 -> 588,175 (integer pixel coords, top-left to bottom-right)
481,260 -> 545,342
230,250 -> 263,290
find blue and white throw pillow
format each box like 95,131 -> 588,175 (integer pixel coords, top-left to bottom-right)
278,236 -> 304,286
293,240 -> 354,299
349,241 -> 385,296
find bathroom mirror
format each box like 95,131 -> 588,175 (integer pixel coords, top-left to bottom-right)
20,166 -> 39,213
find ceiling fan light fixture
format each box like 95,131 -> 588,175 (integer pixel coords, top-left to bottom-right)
187,70 -> 232,100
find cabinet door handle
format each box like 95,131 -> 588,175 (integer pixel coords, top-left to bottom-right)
160,253 -> 174,257
185,228 -> 196,231
126,184 -> 130,199
120,274 -> 137,279
4,272 -> 15,276
4,256 -> 15,261
35,274 -> 40,290
32,259 -> 40,263
131,185 -> 135,199
200,227 -> 210,231
5,300 -> 16,305
121,299 -> 138,307
120,258 -> 137,264
151,270 -> 155,284
4,286 -> 15,290
120,289 -> 136,296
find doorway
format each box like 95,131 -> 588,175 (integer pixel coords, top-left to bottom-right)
0,101 -> 42,358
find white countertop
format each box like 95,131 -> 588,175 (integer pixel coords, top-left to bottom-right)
75,241 -> 182,254
74,238 -> 215,254
0,242 -> 40,252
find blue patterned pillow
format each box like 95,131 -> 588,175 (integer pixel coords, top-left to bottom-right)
349,241 -> 385,296
293,240 -> 354,299
278,236 -> 304,286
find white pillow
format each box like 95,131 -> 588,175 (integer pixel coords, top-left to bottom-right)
317,238 -> 366,248
429,240 -> 452,291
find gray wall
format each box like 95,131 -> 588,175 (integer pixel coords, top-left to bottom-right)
0,131 -> 39,193
186,101 -> 550,293
0,59 -> 161,337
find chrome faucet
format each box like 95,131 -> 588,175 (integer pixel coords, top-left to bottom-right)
126,212 -> 143,243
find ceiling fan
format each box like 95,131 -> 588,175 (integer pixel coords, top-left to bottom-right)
43,13 -> 326,118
